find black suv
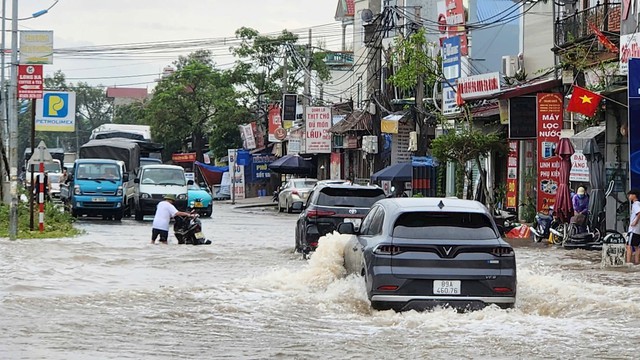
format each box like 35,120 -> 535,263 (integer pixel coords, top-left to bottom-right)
294,183 -> 386,258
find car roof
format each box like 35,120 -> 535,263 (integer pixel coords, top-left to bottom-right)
76,158 -> 120,164
314,183 -> 382,191
376,197 -> 490,215
141,164 -> 184,170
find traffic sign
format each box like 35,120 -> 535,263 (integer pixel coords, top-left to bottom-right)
28,141 -> 54,164
18,64 -> 43,99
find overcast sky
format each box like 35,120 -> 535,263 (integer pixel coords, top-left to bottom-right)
11,0 -> 344,88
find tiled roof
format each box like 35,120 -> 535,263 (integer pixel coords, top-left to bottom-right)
106,87 -> 148,99
335,0 -> 355,20
329,110 -> 372,134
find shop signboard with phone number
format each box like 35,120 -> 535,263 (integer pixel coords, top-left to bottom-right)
536,93 -> 563,212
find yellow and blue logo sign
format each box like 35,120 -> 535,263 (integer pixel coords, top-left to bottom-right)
43,93 -> 69,118
35,91 -> 76,132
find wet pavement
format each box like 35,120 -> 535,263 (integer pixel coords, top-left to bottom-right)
1,202 -> 640,359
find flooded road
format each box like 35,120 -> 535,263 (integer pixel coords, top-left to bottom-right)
2,204 -> 640,359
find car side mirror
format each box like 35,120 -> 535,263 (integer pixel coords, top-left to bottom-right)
123,173 -> 129,182
292,201 -> 304,211
337,222 -> 356,235
134,178 -> 140,184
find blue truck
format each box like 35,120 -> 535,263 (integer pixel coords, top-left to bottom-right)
60,158 -> 130,220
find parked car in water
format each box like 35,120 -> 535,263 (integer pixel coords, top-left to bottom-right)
338,197 -> 517,312
187,183 -> 213,217
294,183 -> 386,258
277,178 -> 318,213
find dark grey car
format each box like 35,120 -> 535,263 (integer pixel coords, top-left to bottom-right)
340,197 -> 517,312
294,184 -> 385,258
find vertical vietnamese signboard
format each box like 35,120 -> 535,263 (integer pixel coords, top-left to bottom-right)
506,140 -> 519,211
536,93 -> 563,212
304,107 -> 332,154
629,58 -> 640,190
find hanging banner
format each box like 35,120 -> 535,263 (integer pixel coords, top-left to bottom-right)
240,124 -> 256,149
629,58 -> 640,190
536,93 -> 563,212
304,106 -> 332,154
569,150 -> 590,182
506,140 -> 519,210
268,105 -> 286,142
232,164 -> 246,200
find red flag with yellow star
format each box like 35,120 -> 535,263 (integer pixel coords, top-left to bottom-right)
567,86 -> 602,117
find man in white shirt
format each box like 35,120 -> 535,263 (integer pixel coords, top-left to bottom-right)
151,194 -> 194,244
627,189 -> 640,264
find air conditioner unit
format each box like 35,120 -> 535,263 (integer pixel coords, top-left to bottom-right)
502,55 -> 517,77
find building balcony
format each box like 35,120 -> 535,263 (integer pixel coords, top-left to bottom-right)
554,2 -> 620,56
324,51 -> 354,67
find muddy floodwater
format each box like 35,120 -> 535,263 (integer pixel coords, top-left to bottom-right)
1,204 -> 640,359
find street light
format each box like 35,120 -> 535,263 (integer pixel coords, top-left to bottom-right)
6,0 -> 57,239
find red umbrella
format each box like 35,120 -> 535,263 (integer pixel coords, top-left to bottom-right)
554,138 -> 574,223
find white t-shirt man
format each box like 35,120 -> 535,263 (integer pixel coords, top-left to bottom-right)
153,200 -> 179,231
629,200 -> 640,235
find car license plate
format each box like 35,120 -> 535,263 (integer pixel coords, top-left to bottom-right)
92,197 -> 107,202
194,201 -> 203,207
344,218 -> 362,227
433,280 -> 461,295
195,232 -> 204,239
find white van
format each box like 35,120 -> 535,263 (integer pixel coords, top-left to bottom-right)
133,164 -> 188,220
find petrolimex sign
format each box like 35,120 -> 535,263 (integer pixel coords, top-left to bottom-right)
35,91 -> 76,132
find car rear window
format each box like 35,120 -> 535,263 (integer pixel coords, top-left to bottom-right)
393,211 -> 498,240
293,180 -> 317,188
317,187 -> 385,207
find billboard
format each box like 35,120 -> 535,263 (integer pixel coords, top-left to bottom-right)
304,107 -> 332,154
536,93 -> 563,212
35,91 -> 76,132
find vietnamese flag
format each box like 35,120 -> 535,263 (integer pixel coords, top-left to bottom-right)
567,86 -> 602,117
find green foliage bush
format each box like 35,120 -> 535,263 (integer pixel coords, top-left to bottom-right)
0,200 -> 80,239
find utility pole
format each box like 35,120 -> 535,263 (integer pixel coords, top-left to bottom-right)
8,0 -> 18,239
414,6 -> 426,155
303,29 -> 311,107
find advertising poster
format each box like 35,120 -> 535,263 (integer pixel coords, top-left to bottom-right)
445,0 -> 468,55
536,93 -> 563,212
569,150 -> 590,182
330,152 -> 341,180
629,58 -> 640,190
506,140 -> 518,210
304,106 -> 332,154
232,164 -> 245,200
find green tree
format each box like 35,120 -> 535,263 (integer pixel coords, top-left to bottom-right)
230,27 -> 330,142
431,123 -> 507,212
145,50 -> 244,161
113,101 -> 147,125
387,28 -> 441,154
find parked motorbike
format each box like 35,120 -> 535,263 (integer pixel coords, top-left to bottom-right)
174,214 -> 211,245
272,187 -> 280,203
530,206 -> 562,243
494,209 -> 517,236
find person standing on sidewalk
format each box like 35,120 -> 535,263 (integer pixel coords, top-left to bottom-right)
151,194 -> 194,244
626,189 -> 640,264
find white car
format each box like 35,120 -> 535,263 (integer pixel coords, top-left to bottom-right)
278,178 -> 318,213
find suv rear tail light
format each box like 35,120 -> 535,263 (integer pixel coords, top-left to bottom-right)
491,247 -> 514,256
377,285 -> 399,291
306,210 -> 336,218
373,245 -> 402,255
492,287 -> 513,293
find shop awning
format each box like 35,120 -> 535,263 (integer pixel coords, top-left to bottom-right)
570,125 -> 605,154
328,110 -> 372,134
381,111 -> 409,134
498,78 -> 563,100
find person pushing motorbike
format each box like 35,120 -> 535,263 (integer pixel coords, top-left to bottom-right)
151,194 -> 195,244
